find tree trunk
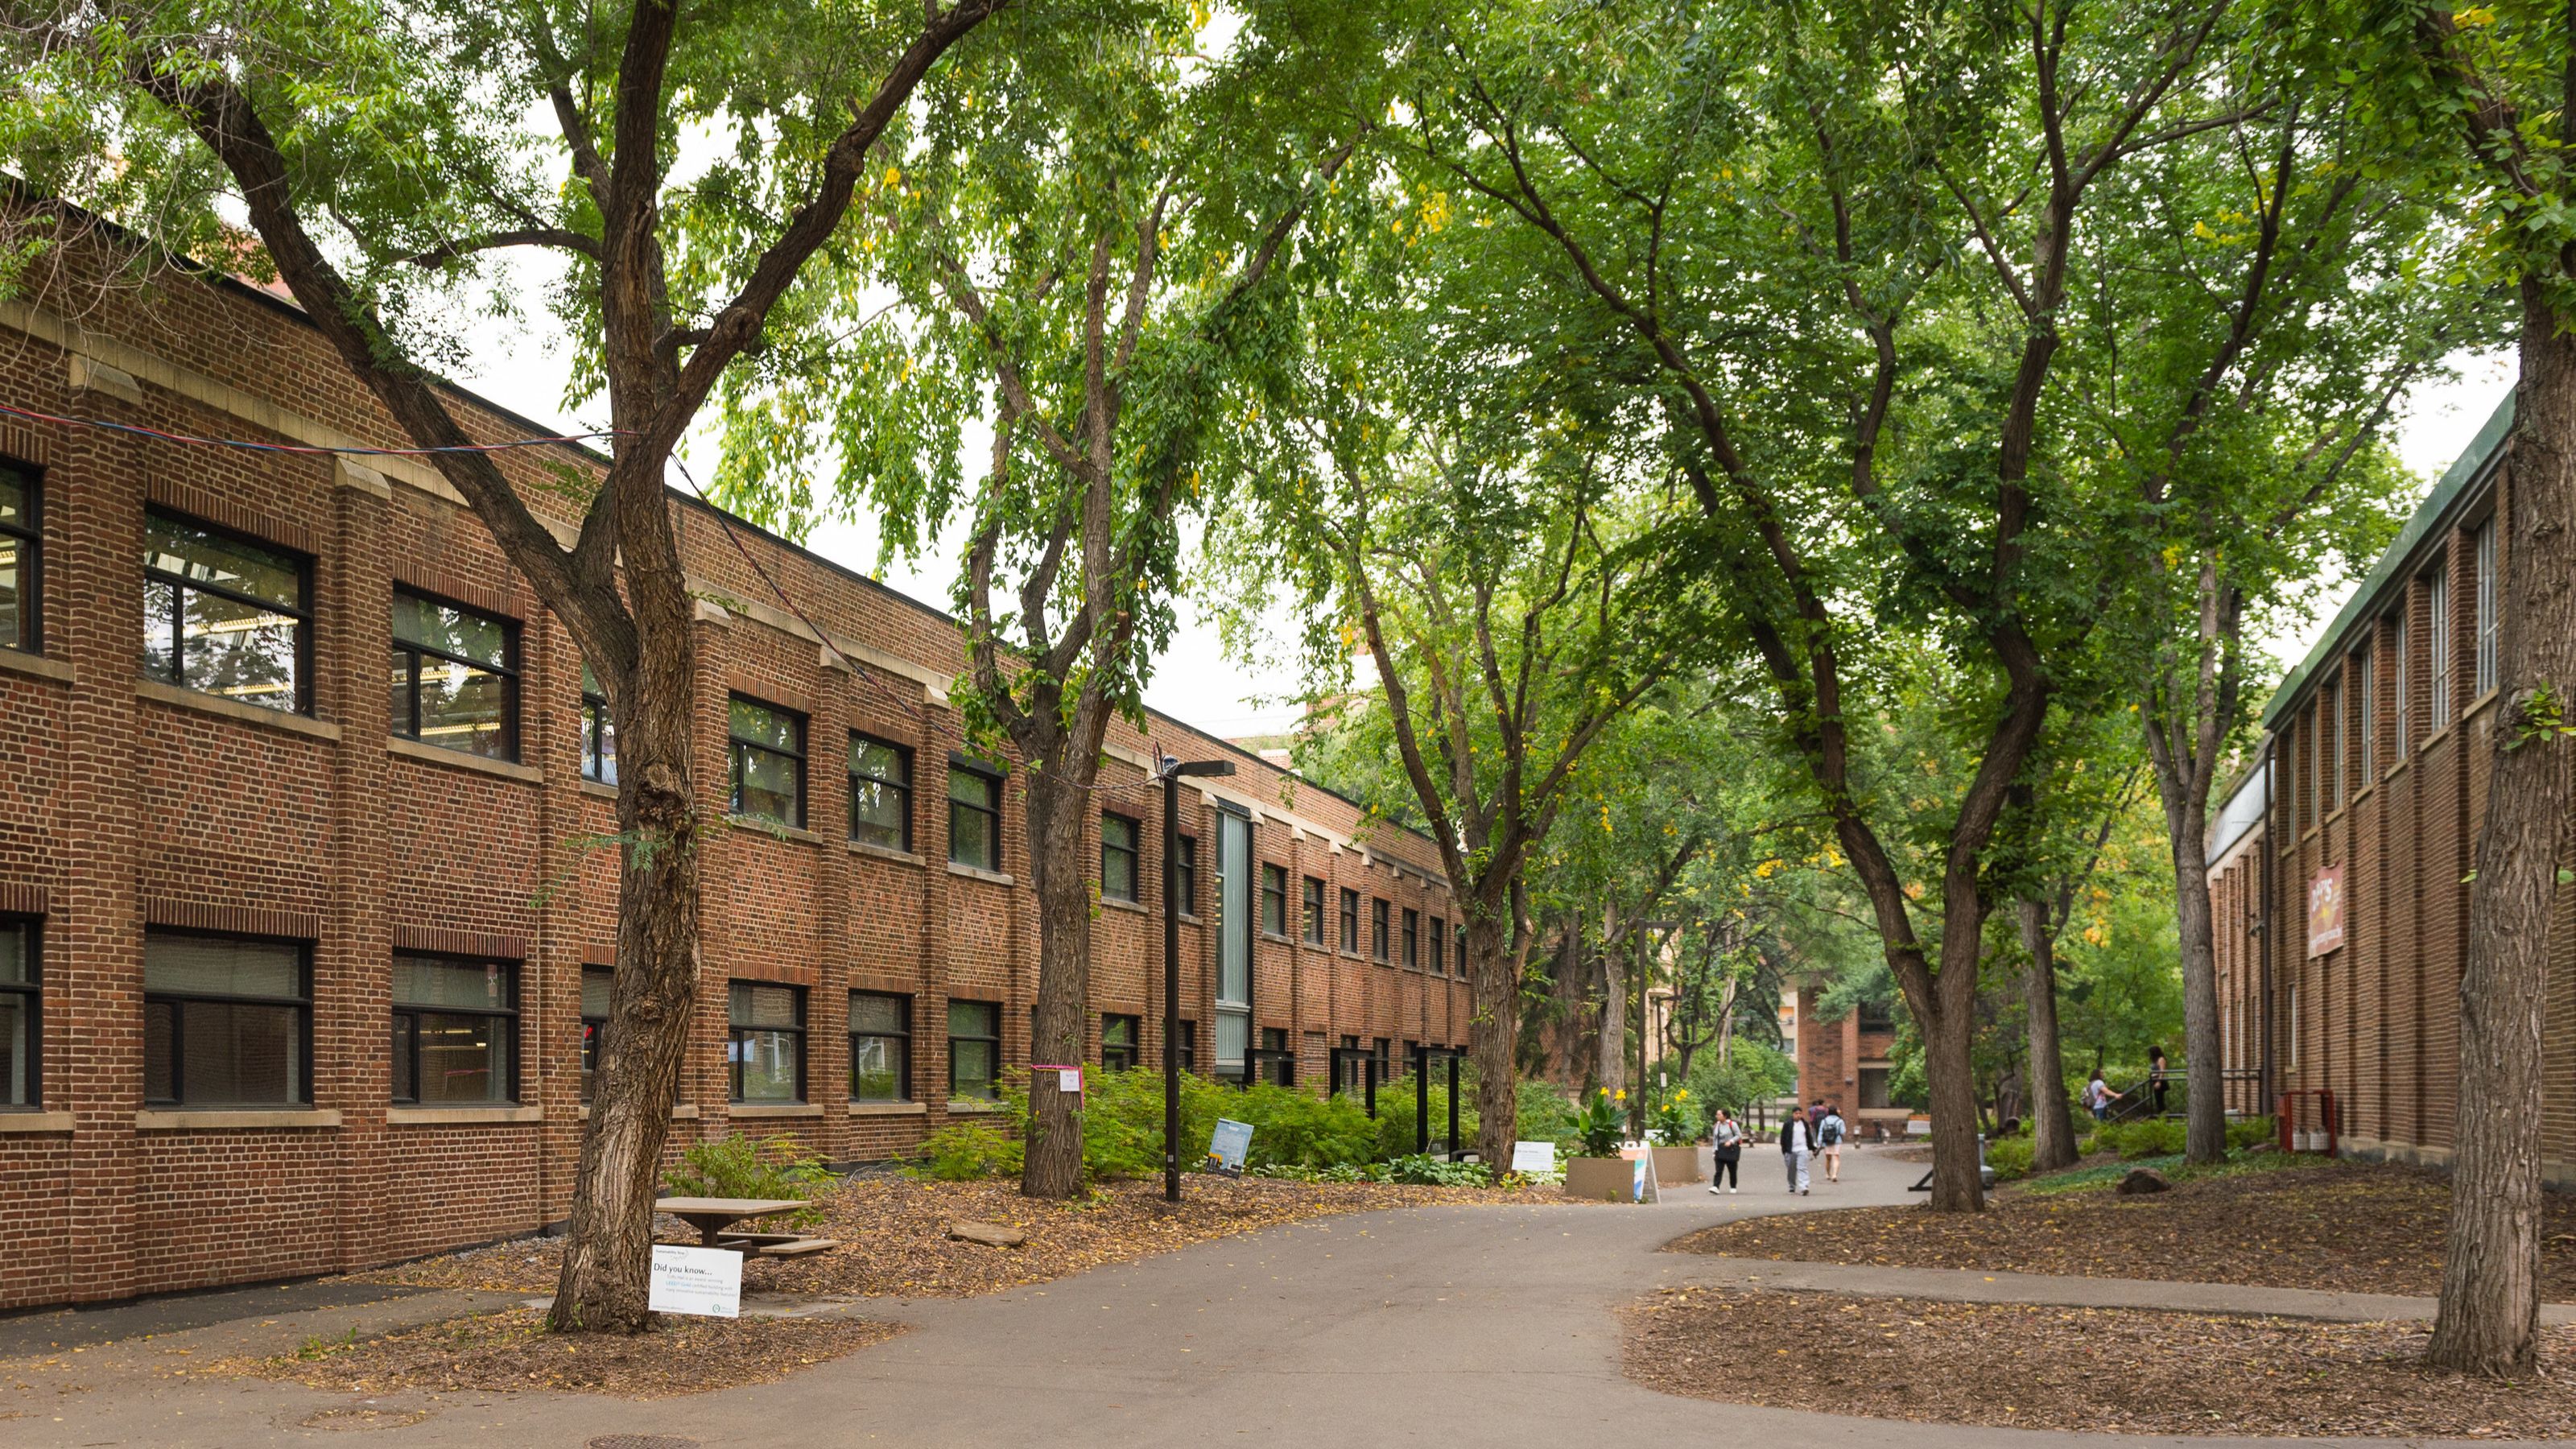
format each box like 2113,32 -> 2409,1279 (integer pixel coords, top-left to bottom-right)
1468,911 -> 1525,1169
2165,791 -> 2229,1166
549,577 -> 700,1333
2016,898 -> 2079,1173
1596,926 -> 1627,1105
2429,286 -> 2576,1377
1921,992 -> 1986,1210
1022,766 -> 1092,1199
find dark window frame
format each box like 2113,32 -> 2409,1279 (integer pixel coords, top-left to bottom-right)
580,965 -> 612,1102
850,989 -> 912,1103
1340,887 -> 1360,953
1260,1025 -> 1294,1087
947,761 -> 1003,870
391,954 -> 521,1106
1372,898 -> 1391,963
1402,907 -> 1421,968
1430,916 -> 1446,975
1175,836 -> 1199,915
580,667 -> 617,785
848,733 -> 914,852
2428,555 -> 2453,727
947,998 -> 1003,1100
390,586 -> 522,759
0,461 -> 40,654
1101,1013 -> 1140,1072
1101,812 -> 1141,903
144,507 -> 314,715
0,916 -> 37,1109
1302,876 -> 1326,945
727,980 -> 808,1104
1174,1018 -> 1198,1075
1260,864 -> 1287,936
2475,518 -> 2500,698
142,931 -> 313,1108
727,695 -> 808,830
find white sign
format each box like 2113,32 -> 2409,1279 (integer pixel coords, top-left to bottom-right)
649,1244 -> 742,1319
1059,1067 -> 1083,1093
1510,1140 -> 1557,1175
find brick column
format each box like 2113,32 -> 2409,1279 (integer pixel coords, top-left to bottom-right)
325,458 -> 396,1272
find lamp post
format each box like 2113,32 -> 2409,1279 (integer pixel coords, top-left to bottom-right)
1162,753 -> 1235,1203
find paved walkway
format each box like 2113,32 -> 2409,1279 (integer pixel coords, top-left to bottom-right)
0,1148 -> 2535,1447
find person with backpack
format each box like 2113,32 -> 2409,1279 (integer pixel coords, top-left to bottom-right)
1817,1103 -> 1847,1184
1779,1110 -> 1812,1195
2085,1069 -> 2123,1122
1707,1108 -> 1744,1195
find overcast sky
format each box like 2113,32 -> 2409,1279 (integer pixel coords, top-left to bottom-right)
442,264 -> 2516,743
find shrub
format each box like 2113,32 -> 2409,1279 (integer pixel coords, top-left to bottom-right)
1376,1154 -> 1492,1187
1516,1080 -> 1580,1146
1649,1088 -> 1700,1144
909,1122 -> 1022,1181
1571,1089 -> 1624,1157
663,1134 -> 834,1227
1986,1134 -> 2034,1182
2229,1116 -> 2276,1150
1367,1075 -> 1480,1159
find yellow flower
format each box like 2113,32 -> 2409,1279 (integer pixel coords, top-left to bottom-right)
1674,1089 -> 1689,1100
1615,1088 -> 1627,1103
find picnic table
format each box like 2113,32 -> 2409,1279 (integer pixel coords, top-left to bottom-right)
654,1196 -> 813,1249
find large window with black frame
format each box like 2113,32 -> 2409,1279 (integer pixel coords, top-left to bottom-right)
144,510 -> 310,713
1430,916 -> 1446,975
1175,836 -> 1198,914
390,588 -> 518,757
851,991 -> 911,1102
142,933 -> 310,1106
728,696 -> 806,828
1340,887 -> 1360,953
1174,1018 -> 1197,1075
948,764 -> 1002,871
1260,1026 -> 1294,1087
1261,865 -> 1288,936
392,954 -> 518,1104
1372,898 -> 1391,962
0,919 -> 35,1108
1100,813 -> 1140,903
1403,908 -> 1420,968
948,1000 -> 1001,1100
729,981 -> 806,1103
1101,1014 -> 1140,1071
1302,876 -> 1326,945
849,734 -> 913,852
580,966 -> 612,1101
580,666 -> 617,785
0,463 -> 38,654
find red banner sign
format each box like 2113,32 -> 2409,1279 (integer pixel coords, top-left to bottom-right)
2307,865 -> 2347,958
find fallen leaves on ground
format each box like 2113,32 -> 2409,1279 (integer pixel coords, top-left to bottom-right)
1624,1287 -> 2576,1438
231,1308 -> 898,1400
357,1174 -> 1542,1301
1673,1161 -> 2576,1300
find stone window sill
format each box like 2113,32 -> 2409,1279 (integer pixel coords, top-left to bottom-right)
946,1100 -> 1003,1114
849,840 -> 925,868
576,1104 -> 700,1121
0,649 -> 73,686
135,1108 -> 343,1130
728,815 -> 819,844
1103,896 -> 1147,914
851,1100 -> 928,1117
389,1104 -> 543,1125
579,778 -> 619,801
1260,931 -> 1294,944
729,1102 -> 823,1119
0,1110 -> 74,1133
138,679 -> 341,741
387,735 -> 542,783
947,863 -> 1015,887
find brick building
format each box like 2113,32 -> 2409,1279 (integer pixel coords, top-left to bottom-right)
1777,974 -> 1903,1139
0,239 -> 1469,1311
2208,392 -> 2576,1186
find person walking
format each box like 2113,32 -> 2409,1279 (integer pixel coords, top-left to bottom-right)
1707,1109 -> 1743,1195
2085,1069 -> 2122,1122
2148,1046 -> 2170,1117
1780,1111 -> 1812,1195
1818,1103 -> 1847,1184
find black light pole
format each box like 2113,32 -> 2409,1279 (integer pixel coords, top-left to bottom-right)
1162,753 -> 1234,1203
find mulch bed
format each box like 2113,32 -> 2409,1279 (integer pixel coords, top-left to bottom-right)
233,1307 -> 899,1399
359,1174 -> 1541,1301
1672,1160 -> 2576,1300
1624,1286 -> 2576,1438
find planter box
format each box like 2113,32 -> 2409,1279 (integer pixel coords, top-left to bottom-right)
1651,1146 -> 1703,1186
1563,1155 -> 1636,1202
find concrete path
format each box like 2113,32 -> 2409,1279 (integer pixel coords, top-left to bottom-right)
0,1147 -> 2528,1447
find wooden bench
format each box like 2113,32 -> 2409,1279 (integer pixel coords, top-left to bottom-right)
753,1237 -> 840,1259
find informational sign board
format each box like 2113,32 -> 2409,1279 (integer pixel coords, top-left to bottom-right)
2307,865 -> 2347,958
648,1244 -> 742,1319
1206,1118 -> 1253,1177
1632,1154 -> 1649,1203
1510,1140 -> 1557,1176
1059,1067 -> 1082,1093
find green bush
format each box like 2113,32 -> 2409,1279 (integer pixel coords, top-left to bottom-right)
909,1122 -> 1022,1181
663,1134 -> 834,1226
1570,1089 -> 1624,1157
997,1068 -> 1389,1182
1986,1134 -> 2034,1182
1366,1075 -> 1480,1159
1376,1154 -> 1494,1187
2229,1116 -> 2276,1150
2082,1118 -> 2187,1160
1516,1080 -> 1580,1146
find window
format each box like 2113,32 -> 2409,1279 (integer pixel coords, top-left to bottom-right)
580,666 -> 617,785
390,588 -> 517,757
2392,610 -> 2409,755
1174,1019 -> 1198,1075
851,992 -> 910,1102
1260,864 -> 1287,936
1,920 -> 34,1108
947,1000 -> 1001,1100
1455,923 -> 1468,976
143,933 -> 308,1106
1261,1026 -> 1294,1087
1102,1014 -> 1140,1071
2475,520 -> 2500,697
1302,877 -> 1326,945
2429,560 -> 2452,727
1431,917 -> 1448,974
1859,1065 -> 1893,1111
1101,814 -> 1140,903
391,955 -> 517,1104
2326,675 -> 2343,813
948,766 -> 1001,870
1372,898 -> 1391,962
0,464 -> 36,653
1373,1038 -> 1391,1080
1403,908 -> 1421,968
728,981 -> 805,1103
728,696 -> 806,828
580,966 -> 611,1102
144,511 -> 309,713
2355,645 -> 2375,780
1340,888 -> 1360,953
1858,1000 -> 1895,1033
849,735 -> 913,852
